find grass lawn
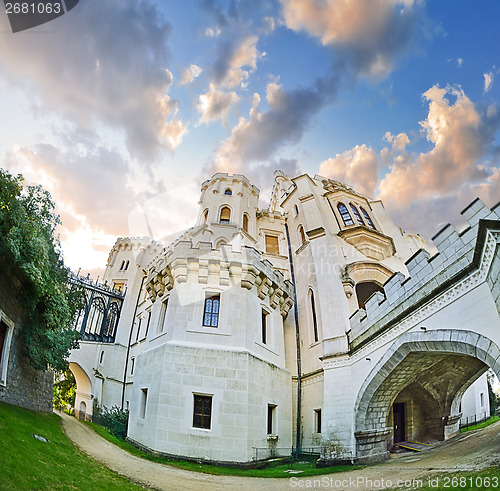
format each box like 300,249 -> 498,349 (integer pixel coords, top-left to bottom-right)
86,421 -> 361,478
460,415 -> 499,433
0,401 -> 144,490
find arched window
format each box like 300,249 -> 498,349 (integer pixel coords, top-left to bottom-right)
337,203 -> 354,226
309,289 -> 319,343
202,209 -> 209,224
355,281 -> 384,310
294,204 -> 299,216
216,239 -> 227,250
242,213 -> 249,233
120,260 -> 125,270
350,204 -> 365,226
298,225 -> 306,245
219,206 -> 231,224
224,188 -> 232,195
124,260 -> 130,270
360,207 -> 375,229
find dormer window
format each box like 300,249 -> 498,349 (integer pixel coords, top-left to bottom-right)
337,203 -> 354,226
350,204 -> 365,226
360,207 -> 375,229
224,189 -> 232,195
219,206 -> 231,224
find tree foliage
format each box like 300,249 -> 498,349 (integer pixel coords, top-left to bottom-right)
0,169 -> 83,371
53,368 -> 77,410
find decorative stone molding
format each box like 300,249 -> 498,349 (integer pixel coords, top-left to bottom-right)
338,227 -> 396,261
145,241 -> 294,316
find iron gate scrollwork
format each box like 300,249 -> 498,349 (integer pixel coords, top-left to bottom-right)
70,273 -> 125,343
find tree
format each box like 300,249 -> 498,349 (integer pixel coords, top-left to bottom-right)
0,169 -> 83,371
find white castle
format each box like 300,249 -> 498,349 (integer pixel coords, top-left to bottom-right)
69,171 -> 498,465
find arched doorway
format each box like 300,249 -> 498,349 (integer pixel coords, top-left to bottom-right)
69,362 -> 93,421
354,329 -> 500,463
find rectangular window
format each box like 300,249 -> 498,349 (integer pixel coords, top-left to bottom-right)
140,388 -> 148,419
203,294 -> 220,327
144,310 -> 151,338
261,309 -> 268,344
314,409 -> 322,433
158,298 -> 168,333
130,357 -> 135,375
265,235 -> 279,255
193,394 -> 212,429
113,281 -> 125,292
480,392 -> 484,407
267,404 -> 277,434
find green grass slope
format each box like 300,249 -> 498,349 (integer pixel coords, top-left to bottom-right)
0,401 -> 144,490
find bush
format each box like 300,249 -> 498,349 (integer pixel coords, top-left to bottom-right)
93,404 -> 129,441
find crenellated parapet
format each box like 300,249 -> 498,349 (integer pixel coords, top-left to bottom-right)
106,236 -> 164,268
145,240 -> 294,317
348,199 -> 500,349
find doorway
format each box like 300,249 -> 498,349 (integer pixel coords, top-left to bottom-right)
393,402 -> 405,443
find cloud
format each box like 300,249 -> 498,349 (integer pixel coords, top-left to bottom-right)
179,64 -> 203,85
484,72 -> 494,93
210,79 -> 334,174
205,27 -> 222,37
457,57 -> 463,67
280,0 -> 423,78
319,144 -> 379,197
18,143 -> 136,236
197,83 -> 240,124
0,0 -> 186,159
374,85 -> 500,239
213,35 -> 263,88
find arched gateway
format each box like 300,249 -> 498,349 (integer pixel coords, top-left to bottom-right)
354,330 -> 500,462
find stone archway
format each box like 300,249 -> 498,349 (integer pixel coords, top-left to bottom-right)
354,329 -> 500,463
69,362 -> 93,421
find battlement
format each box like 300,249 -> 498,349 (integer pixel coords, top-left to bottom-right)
348,199 -> 500,347
145,239 -> 294,317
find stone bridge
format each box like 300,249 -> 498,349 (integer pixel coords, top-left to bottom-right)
321,198 -> 500,464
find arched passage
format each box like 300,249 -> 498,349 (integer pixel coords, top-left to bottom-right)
354,329 -> 500,463
69,362 -> 93,421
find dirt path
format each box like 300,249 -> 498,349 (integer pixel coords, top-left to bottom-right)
59,412 -> 500,490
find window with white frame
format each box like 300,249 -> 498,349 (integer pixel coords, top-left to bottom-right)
0,312 -> 14,387
193,394 -> 212,429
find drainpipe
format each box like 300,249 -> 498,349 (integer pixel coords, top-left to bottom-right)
121,274 -> 145,410
284,221 -> 302,458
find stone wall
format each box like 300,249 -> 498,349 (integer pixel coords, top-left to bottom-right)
0,272 -> 53,412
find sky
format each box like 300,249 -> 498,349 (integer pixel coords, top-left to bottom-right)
1,0 -> 499,277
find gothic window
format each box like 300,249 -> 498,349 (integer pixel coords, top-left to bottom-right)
224,188 -> 232,195
219,206 -> 231,224
360,207 -> 375,229
144,310 -> 152,338
103,302 -> 119,339
298,225 -> 306,245
193,394 -> 212,429
135,316 -> 142,342
350,204 -> 365,226
337,203 -> 354,226
202,209 -> 209,224
243,213 -> 249,233
309,289 -> 319,343
265,235 -> 279,255
203,295 -> 220,327
124,260 -> 130,270
120,260 -> 125,270
86,297 -> 106,338
294,204 -> 299,216
216,239 -> 227,250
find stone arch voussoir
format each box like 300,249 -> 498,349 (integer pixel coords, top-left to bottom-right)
355,329 -> 500,432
